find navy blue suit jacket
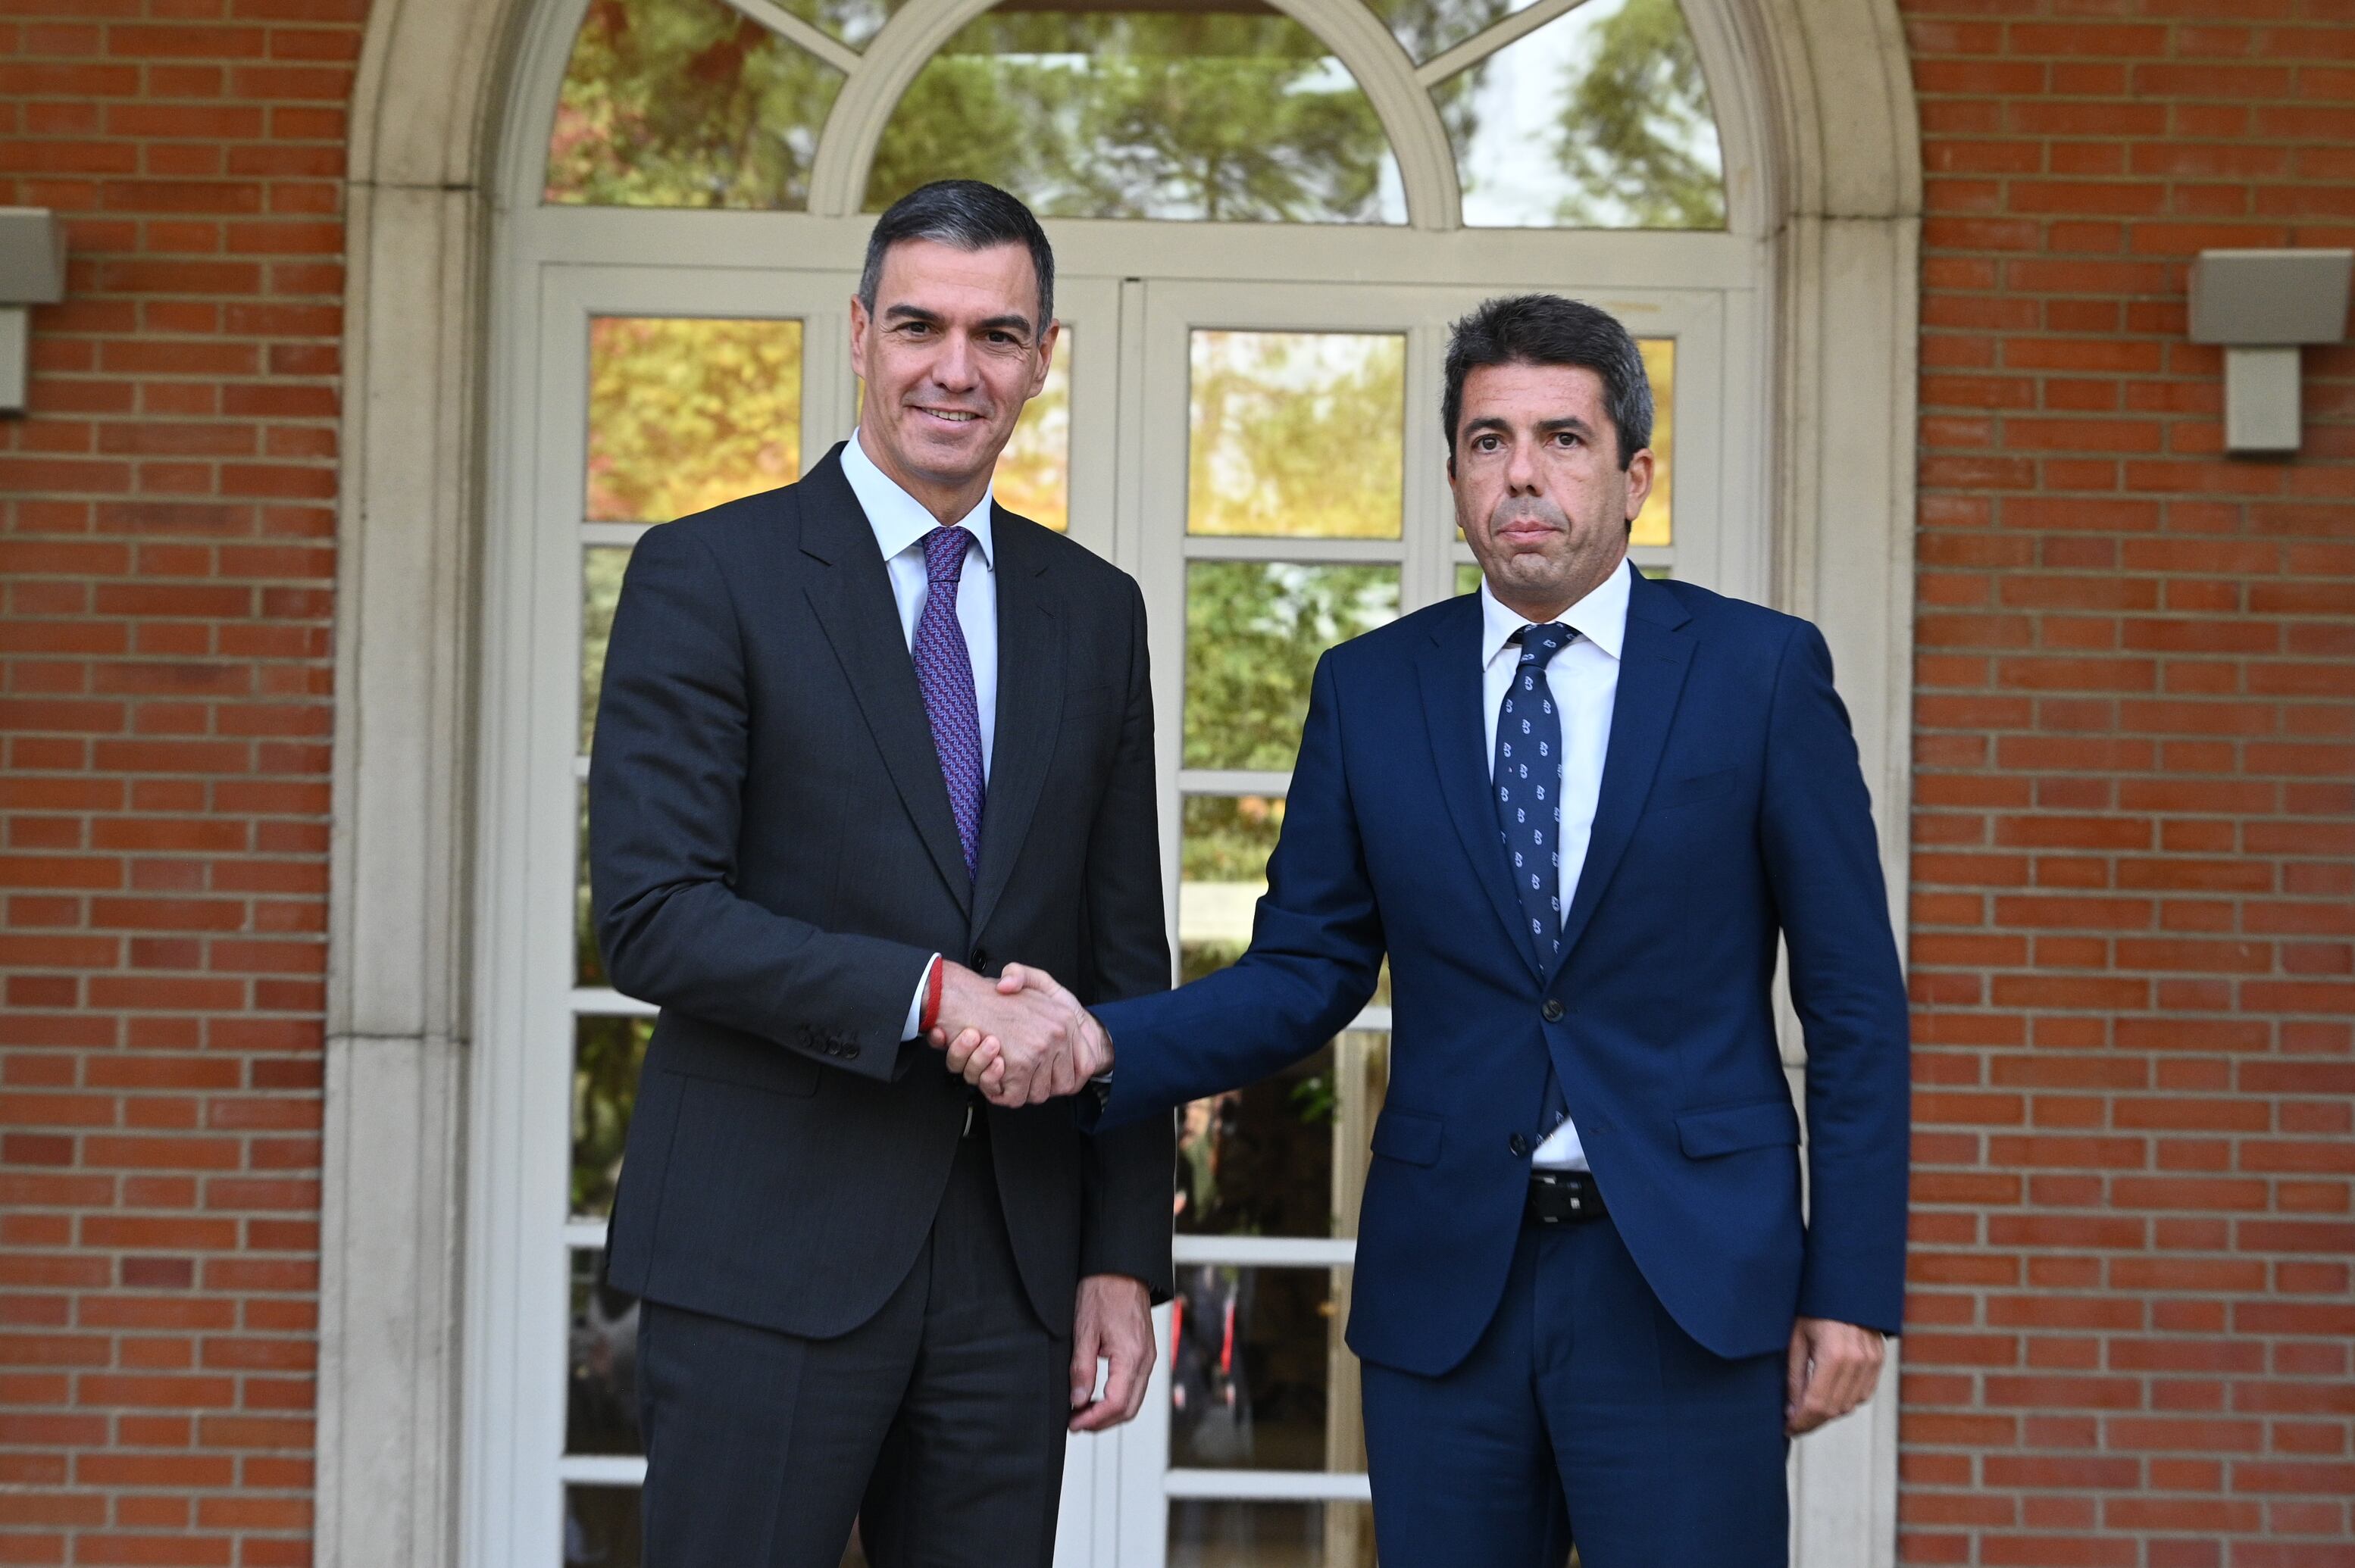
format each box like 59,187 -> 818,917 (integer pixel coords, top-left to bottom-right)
1094,567 -> 1909,1376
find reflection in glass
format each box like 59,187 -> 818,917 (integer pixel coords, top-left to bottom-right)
1168,1265 -> 1359,1473
1363,0 -> 1525,65
574,1015 -> 653,1219
1188,332 -> 1406,539
546,0 -> 846,210
1174,1026 -> 1389,1238
1633,336 -> 1674,547
1168,1501 -> 1378,1568
568,1249 -> 641,1456
583,545 -> 630,754
563,1485 -> 643,1567
867,6 -> 1404,223
995,330 -> 1071,533
1179,793 -> 1283,983
1175,1041 -> 1337,1241
1184,564 -> 1399,770
588,317 -> 804,524
1441,0 -> 1724,229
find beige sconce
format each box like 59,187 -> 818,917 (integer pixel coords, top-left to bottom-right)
2189,248 -> 2353,457
0,208 -> 66,415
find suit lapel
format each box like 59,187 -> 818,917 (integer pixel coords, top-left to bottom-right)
796,447 -> 974,915
1416,596 -> 1548,982
1551,568 -> 1694,974
968,510 -> 1063,941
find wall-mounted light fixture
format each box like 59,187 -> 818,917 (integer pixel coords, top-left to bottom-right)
0,208 -> 67,416
2189,248 -> 2353,458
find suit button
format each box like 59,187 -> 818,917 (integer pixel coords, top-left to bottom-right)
1509,1133 -> 1531,1157
970,947 -> 990,972
1541,999 -> 1565,1023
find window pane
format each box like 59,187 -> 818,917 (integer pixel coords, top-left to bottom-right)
582,545 -> 630,754
1184,564 -> 1399,771
1168,1264 -> 1368,1474
1188,332 -> 1405,540
577,782 -> 604,988
1362,0 -> 1534,65
866,7 -> 1406,223
588,317 -> 804,524
1177,1029 -> 1387,1241
1179,792 -> 1281,984
562,1485 -> 643,1567
546,0 -> 846,210
1169,1501 -> 1378,1568
574,1015 -> 652,1220
1440,0 -> 1725,230
568,1249 -> 641,1456
993,329 -> 1071,533
1632,336 -> 1674,547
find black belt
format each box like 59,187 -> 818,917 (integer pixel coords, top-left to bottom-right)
1524,1168 -> 1608,1226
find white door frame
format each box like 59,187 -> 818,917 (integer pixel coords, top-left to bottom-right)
322,0 -> 1919,1562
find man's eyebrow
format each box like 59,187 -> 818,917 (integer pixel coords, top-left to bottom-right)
1461,414 -> 1597,438
881,303 -> 1034,339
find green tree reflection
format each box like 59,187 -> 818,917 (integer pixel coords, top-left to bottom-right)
867,12 -> 1396,221
546,0 -> 845,208
1552,0 -> 1725,228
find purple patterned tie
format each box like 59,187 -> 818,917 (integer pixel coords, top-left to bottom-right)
914,526 -> 985,877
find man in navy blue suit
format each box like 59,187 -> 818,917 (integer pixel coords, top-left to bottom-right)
945,294 -> 1910,1566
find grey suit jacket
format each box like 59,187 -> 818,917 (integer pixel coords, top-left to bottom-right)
591,444 -> 1174,1337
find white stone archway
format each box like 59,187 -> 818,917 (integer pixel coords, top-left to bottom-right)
319,0 -> 1919,1561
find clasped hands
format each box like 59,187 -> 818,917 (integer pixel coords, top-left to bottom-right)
928,962 -> 1109,1106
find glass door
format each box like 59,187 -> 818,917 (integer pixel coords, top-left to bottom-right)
489,251 -> 1725,1568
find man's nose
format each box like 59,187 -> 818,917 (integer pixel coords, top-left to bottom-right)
1504,436 -> 1541,492
930,333 -> 979,390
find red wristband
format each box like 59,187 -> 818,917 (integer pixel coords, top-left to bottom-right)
919,955 -> 944,1035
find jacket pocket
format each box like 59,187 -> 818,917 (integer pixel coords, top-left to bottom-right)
1369,1106 -> 1443,1167
671,1044 -> 824,1100
1676,1096 -> 1800,1157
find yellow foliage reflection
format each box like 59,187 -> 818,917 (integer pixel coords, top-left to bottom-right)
586,316 -> 804,524
1187,332 -> 1406,539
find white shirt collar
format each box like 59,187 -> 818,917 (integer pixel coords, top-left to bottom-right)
841,426 -> 997,570
1478,558 -> 1633,668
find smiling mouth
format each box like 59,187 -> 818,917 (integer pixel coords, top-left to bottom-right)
915,406 -> 984,426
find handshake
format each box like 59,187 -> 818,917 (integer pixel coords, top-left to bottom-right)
927,962 -> 1112,1107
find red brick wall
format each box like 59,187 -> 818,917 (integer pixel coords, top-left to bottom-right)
1903,3 -> 2355,1565
0,3 -> 364,1564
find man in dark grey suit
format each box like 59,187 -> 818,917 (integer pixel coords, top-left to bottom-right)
590,180 -> 1171,1567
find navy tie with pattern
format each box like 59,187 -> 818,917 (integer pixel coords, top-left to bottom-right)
1494,622 -> 1578,1152
914,526 -> 986,878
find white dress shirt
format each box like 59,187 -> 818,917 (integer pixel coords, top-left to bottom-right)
839,429 -> 999,1039
1478,560 -> 1633,1171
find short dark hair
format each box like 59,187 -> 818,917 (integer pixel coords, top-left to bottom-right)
1440,294 -> 1654,470
860,180 -> 1055,334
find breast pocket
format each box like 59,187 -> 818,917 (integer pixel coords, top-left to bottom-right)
1645,767 -> 1741,814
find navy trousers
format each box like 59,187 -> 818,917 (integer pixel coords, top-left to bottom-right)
1361,1213 -> 1789,1568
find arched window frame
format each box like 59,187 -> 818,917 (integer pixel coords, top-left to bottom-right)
512,0 -> 1768,236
